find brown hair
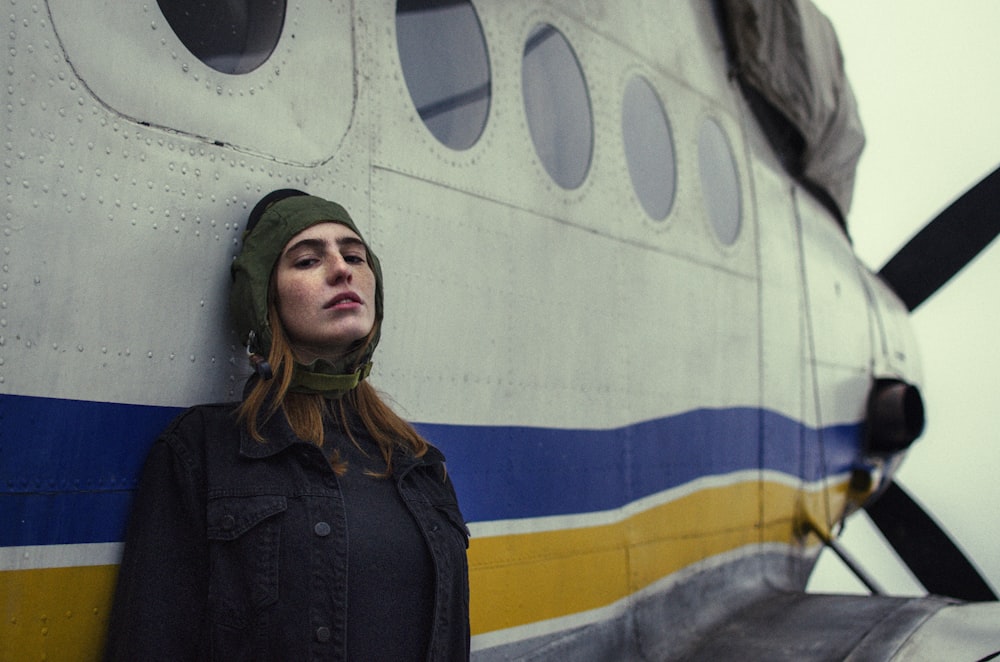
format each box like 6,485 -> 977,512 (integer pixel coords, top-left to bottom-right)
236,296 -> 428,476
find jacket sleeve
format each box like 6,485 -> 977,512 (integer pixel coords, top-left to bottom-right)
104,428 -> 209,661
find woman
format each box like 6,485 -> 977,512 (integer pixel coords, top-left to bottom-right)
105,190 -> 470,661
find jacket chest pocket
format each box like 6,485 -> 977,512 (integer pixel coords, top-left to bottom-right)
206,495 -> 287,629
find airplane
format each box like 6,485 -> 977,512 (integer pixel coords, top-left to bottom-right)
2,0 -> 999,659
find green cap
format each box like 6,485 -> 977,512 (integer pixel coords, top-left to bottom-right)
230,191 -> 384,379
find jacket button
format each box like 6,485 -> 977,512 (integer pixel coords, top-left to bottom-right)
221,515 -> 235,531
314,521 -> 331,537
316,626 -> 331,642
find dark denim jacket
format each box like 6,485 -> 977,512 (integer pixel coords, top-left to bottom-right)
105,403 -> 470,661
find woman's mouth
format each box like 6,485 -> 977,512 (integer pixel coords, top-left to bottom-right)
325,292 -> 362,309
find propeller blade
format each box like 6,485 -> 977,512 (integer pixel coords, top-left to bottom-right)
865,479 -> 997,601
878,166 -> 1000,311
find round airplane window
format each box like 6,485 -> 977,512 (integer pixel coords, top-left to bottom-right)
622,76 -> 676,220
396,0 -> 491,150
522,24 -> 593,189
157,0 -> 286,75
698,118 -> 742,245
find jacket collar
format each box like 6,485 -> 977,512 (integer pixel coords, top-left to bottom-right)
238,407 -> 303,459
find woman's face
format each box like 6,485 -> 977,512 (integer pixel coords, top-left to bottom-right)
274,222 -> 377,363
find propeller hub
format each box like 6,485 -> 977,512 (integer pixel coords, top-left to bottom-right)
866,378 -> 925,453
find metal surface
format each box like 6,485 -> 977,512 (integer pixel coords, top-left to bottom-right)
676,590 -> 1000,661
1,1 -> 991,659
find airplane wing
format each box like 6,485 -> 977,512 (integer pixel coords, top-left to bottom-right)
676,591 -> 1000,661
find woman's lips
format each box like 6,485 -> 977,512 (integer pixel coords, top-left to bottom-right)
325,292 -> 362,309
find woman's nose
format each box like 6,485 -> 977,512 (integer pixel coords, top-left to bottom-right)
326,255 -> 352,283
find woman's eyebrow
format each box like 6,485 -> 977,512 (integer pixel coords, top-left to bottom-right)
283,235 -> 367,257
282,237 -> 327,256
337,236 -> 367,252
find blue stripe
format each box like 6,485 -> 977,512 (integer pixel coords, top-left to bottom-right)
0,393 -> 861,548
422,411 -> 861,522
0,394 -> 179,547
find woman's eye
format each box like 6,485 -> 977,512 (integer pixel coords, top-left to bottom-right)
294,257 -> 319,269
344,254 -> 366,265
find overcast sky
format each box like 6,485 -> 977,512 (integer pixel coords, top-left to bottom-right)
807,1 -> 1000,595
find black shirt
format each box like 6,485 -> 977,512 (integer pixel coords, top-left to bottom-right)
328,426 -> 434,661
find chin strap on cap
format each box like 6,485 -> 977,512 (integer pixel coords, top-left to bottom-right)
289,362 -> 373,398
246,330 -> 273,380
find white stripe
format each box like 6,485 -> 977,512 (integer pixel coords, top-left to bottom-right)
468,471 -> 849,538
0,474 -> 848,571
0,543 -> 123,571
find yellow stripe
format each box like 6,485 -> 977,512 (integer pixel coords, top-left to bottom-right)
0,477 -> 848,656
468,478 -> 847,634
0,565 -> 117,662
